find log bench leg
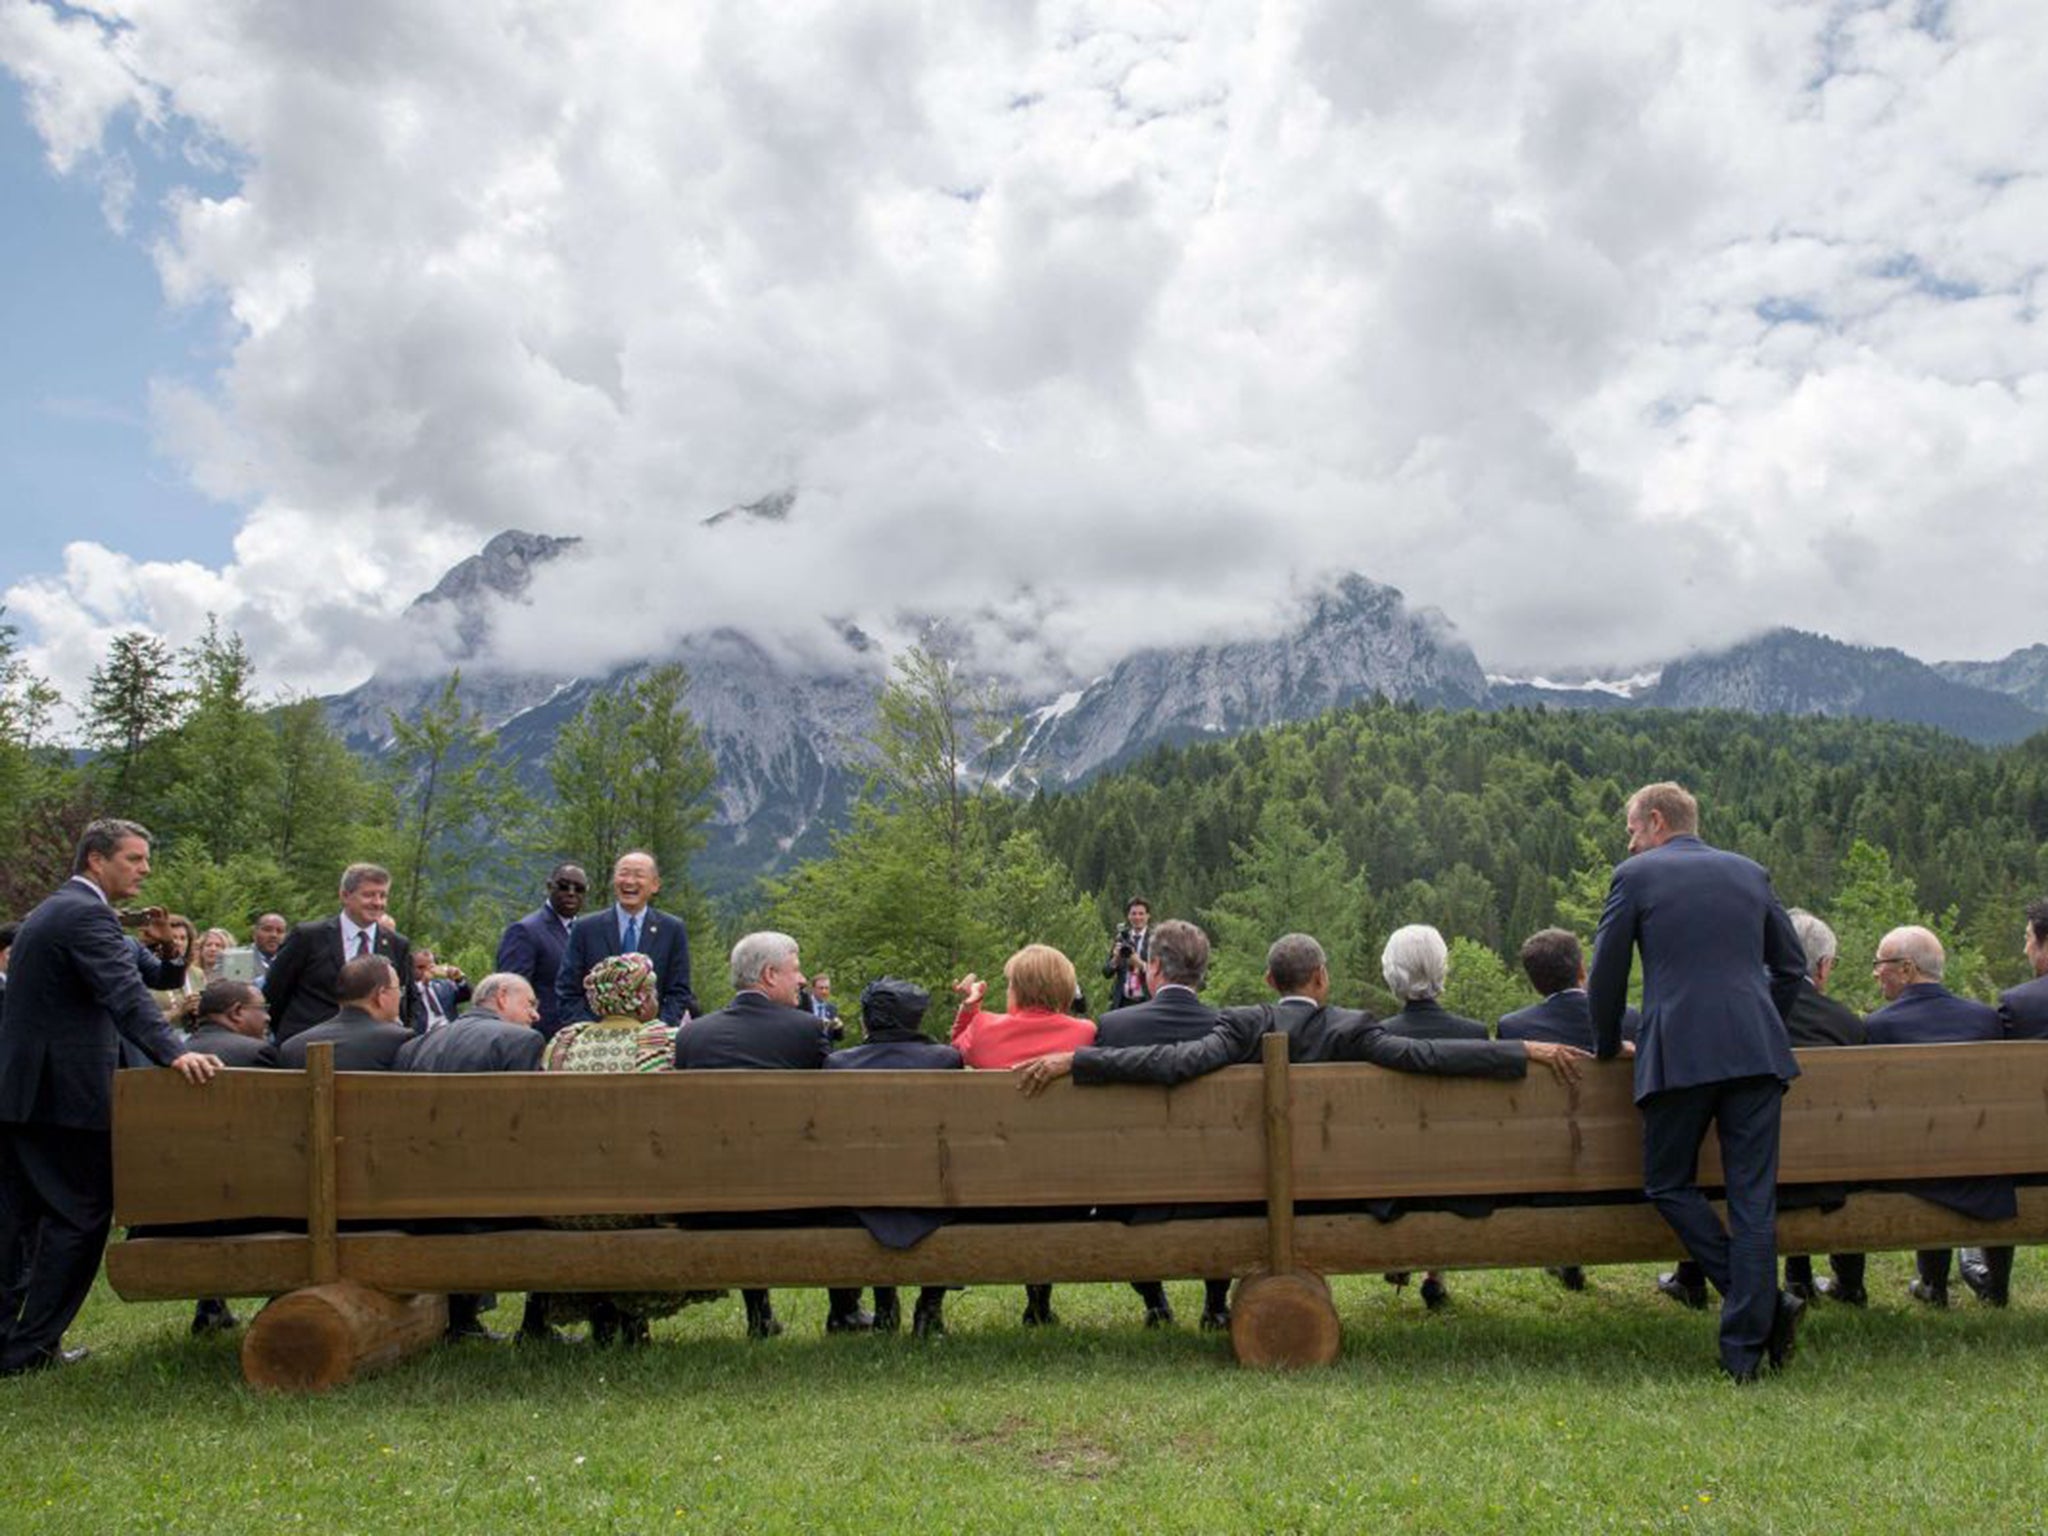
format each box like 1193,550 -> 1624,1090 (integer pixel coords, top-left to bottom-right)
1229,1268 -> 1341,1369
241,1282 -> 448,1393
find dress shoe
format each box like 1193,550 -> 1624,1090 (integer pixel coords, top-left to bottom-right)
1199,1306 -> 1232,1332
1419,1276 -> 1450,1310
1382,1271 -> 1410,1289
872,1297 -> 902,1334
1547,1266 -> 1587,1292
912,1297 -> 947,1339
1142,1302 -> 1176,1328
191,1299 -> 238,1336
743,1293 -> 784,1340
1766,1290 -> 1806,1371
1907,1278 -> 1949,1308
443,1321 -> 507,1344
1,1345 -> 90,1378
1656,1271 -> 1708,1311
1021,1284 -> 1059,1327
1783,1279 -> 1815,1304
1812,1276 -> 1867,1308
1958,1253 -> 2009,1307
825,1308 -> 876,1334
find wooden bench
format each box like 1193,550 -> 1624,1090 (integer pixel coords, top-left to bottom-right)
108,1039 -> 2048,1391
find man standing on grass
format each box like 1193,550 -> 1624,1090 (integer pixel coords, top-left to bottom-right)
1587,782 -> 1807,1382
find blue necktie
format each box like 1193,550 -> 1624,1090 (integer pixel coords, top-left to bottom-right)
622,915 -> 641,954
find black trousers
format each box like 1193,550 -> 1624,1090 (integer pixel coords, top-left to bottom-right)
0,1123 -> 113,1370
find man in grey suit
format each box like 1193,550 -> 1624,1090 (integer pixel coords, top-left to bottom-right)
277,956 -> 415,1071
1588,782 -> 1807,1381
0,820 -> 221,1377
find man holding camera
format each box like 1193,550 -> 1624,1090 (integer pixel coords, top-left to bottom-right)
1100,897 -> 1154,1012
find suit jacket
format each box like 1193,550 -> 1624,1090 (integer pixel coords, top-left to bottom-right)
675,991 -> 828,1070
265,916 -> 420,1041
1074,996 -> 1527,1088
556,905 -> 695,1026
1385,999 -> 1488,1041
1786,980 -> 1864,1048
826,1035 -> 963,1071
412,975 -> 471,1032
1094,985 -> 1221,1048
276,1007 -> 414,1071
1587,835 -> 1803,1104
1997,973 -> 2048,1041
0,878 -> 192,1131
395,1011 -> 545,1073
1863,982 -> 2013,1221
184,1022 -> 280,1069
1497,990 -> 1641,1050
496,905 -> 575,1037
1100,929 -> 1154,1009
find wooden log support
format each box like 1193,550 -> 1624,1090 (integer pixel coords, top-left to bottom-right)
241,1281 -> 446,1394
305,1042 -> 339,1286
1234,1032 -> 1342,1369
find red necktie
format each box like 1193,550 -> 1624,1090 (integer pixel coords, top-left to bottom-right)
355,930 -> 370,958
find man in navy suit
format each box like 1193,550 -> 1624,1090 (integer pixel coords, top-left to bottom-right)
409,949 -> 471,1033
495,863 -> 587,1038
1864,924 -> 2014,1306
1094,919 -> 1236,1331
0,820 -> 222,1377
676,930 -> 828,1337
555,852 -> 694,1027
1588,782 -> 1807,1381
1996,897 -> 2048,1040
1499,929 -> 1642,1052
264,863 -> 422,1040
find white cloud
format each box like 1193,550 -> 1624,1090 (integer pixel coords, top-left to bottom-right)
4,0 -> 2048,719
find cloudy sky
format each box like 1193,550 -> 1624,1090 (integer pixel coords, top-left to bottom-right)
3,0 -> 2044,711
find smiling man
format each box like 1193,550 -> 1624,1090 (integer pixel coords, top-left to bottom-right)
495,862 -> 588,1038
555,851 -> 696,1027
264,863 -> 422,1040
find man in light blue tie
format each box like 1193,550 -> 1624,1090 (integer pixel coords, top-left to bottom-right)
554,850 -> 697,1026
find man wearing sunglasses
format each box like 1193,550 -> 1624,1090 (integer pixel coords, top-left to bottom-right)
494,863 -> 589,1039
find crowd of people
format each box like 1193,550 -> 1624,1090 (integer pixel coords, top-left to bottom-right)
2,782 -> 2045,1380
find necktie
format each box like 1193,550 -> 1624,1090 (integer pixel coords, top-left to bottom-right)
622,915 -> 641,954
355,930 -> 370,958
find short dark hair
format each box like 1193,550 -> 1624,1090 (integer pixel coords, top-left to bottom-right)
73,818 -> 151,875
1265,934 -> 1327,993
198,978 -> 260,1021
0,921 -> 18,952
1149,920 -> 1210,988
337,954 -> 397,1005
2027,898 -> 2048,946
1518,929 -> 1583,997
1125,895 -> 1151,914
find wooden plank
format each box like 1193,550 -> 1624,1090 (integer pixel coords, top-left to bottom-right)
112,1068 -> 308,1226
1261,1032 -> 1295,1273
306,1043 -> 338,1285
102,1188 -> 2048,1297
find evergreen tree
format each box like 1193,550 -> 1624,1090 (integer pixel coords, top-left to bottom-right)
162,619 -> 279,862
85,629 -> 186,808
1441,936 -> 1531,1027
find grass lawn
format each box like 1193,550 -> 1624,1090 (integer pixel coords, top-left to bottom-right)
4,1254 -> 2047,1533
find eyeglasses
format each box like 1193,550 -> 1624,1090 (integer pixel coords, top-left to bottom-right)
1873,954 -> 1910,969
551,880 -> 588,893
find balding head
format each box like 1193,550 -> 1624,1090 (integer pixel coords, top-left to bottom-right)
1875,924 -> 1944,1000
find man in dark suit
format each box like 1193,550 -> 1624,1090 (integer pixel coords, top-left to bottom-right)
264,863 -> 421,1040
1094,919 -> 1237,1330
823,977 -> 962,1337
1100,896 -> 1155,1011
1499,929 -> 1642,1052
409,949 -> 471,1033
1587,782 -> 1807,1382
277,956 -> 416,1071
248,913 -> 288,984
555,851 -> 695,1028
1775,909 -> 1870,1306
0,922 -> 18,1009
1996,897 -> 2048,1040
0,819 -> 221,1377
675,930 -> 828,1337
494,863 -> 587,1038
1864,924 -> 2014,1306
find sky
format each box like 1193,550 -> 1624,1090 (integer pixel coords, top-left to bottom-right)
2,0 -> 2045,717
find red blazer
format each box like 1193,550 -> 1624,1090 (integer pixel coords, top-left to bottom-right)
952,1000 -> 1095,1069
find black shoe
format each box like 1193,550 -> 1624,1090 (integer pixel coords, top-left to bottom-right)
1767,1290 -> 1806,1371
1022,1285 -> 1058,1327
1657,1271 -> 1708,1311
825,1309 -> 876,1335
1199,1307 -> 1231,1332
1812,1276 -> 1867,1308
872,1301 -> 901,1334
1958,1254 -> 2009,1307
191,1299 -> 238,1336
1,1345 -> 90,1377
1143,1302 -> 1176,1328
444,1321 -> 506,1344
1907,1278 -> 1948,1308
912,1300 -> 947,1339
1547,1266 -> 1587,1292
1419,1276 -> 1450,1311
744,1293 -> 783,1340
1783,1279 -> 1815,1303
620,1316 -> 652,1348
1383,1271 -> 1410,1288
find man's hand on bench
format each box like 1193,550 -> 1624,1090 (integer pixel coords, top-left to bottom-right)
1523,1041 -> 1588,1085
1014,1052 -> 1075,1096
169,1051 -> 223,1084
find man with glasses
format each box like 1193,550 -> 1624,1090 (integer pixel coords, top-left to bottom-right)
1864,925 -> 2012,1306
495,863 -> 589,1038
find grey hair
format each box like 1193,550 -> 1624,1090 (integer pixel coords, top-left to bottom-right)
339,862 -> 391,895
472,972 -> 535,1014
1884,924 -> 1946,981
730,931 -> 800,989
1787,908 -> 1836,980
72,818 -> 151,874
1265,934 -> 1328,993
1381,924 -> 1449,1001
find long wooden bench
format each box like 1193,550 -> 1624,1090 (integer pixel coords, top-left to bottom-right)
108,1039 -> 2048,1391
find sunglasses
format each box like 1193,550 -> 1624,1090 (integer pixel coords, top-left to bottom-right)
552,880 -> 589,893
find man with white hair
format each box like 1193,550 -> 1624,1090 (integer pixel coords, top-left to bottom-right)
675,931 -> 832,1340
395,974 -> 545,1073
1865,924 -> 2012,1307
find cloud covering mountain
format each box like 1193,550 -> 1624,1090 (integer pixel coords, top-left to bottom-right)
4,1 -> 2047,711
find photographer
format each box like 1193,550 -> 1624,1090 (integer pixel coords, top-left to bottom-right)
1100,896 -> 1154,1012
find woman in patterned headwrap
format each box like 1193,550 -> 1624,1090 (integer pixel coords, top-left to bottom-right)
524,953 -> 723,1345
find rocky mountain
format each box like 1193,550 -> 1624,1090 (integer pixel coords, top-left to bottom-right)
1935,645 -> 2048,716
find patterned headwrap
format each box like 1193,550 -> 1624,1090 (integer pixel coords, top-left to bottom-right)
585,952 -> 658,1020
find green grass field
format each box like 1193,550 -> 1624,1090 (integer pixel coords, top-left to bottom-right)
4,1256 -> 2047,1534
